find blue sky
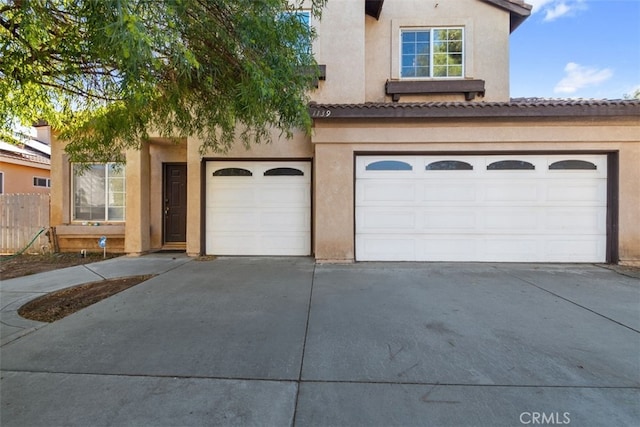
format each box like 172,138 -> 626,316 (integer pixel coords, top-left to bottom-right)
510,0 -> 640,99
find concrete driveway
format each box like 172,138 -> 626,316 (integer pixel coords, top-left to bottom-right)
1,255 -> 639,426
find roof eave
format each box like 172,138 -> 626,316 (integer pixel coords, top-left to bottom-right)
365,0 -> 384,20
480,0 -> 532,33
309,101 -> 640,120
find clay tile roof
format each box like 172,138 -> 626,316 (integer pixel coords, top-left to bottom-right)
0,137 -> 51,166
309,98 -> 640,120
0,148 -> 51,166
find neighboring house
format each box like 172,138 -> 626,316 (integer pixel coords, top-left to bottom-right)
0,123 -> 51,194
49,0 -> 640,264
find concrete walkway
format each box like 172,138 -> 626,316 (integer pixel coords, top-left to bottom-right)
1,255 -> 639,426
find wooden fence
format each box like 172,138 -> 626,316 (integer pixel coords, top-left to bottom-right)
0,193 -> 50,255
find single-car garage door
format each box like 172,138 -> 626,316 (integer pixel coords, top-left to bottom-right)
206,161 -> 311,255
356,155 -> 608,262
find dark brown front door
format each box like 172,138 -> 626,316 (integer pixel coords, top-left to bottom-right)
163,163 -> 187,243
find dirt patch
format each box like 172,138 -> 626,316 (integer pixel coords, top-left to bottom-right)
18,275 -> 154,322
1,252 -> 120,280
3,253 -> 152,323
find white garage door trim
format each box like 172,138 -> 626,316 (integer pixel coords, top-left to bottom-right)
356,154 -> 608,262
205,161 -> 311,256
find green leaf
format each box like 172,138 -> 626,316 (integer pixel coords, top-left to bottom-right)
0,0 -> 327,161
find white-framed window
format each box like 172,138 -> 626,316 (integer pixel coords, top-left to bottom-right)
72,163 -> 125,222
33,177 -> 51,188
400,27 -> 464,78
284,9 -> 312,56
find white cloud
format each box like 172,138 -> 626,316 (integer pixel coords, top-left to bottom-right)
528,0 -> 587,21
554,62 -> 613,94
527,0 -> 555,13
544,2 -> 571,20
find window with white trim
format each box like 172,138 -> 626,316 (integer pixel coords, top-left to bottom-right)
72,163 -> 125,221
401,28 -> 464,78
33,177 -> 51,188
283,9 -> 311,56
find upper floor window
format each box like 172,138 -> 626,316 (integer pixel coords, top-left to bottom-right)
283,10 -> 312,56
72,163 -> 125,222
401,28 -> 464,78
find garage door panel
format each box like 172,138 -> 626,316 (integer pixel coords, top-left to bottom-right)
206,232 -> 258,253
206,209 -> 311,233
259,186 -> 310,206
484,183 -> 539,202
546,183 -> 606,203
205,161 -> 310,256
545,238 -> 604,262
356,154 -> 607,262
483,210 -> 539,230
423,184 -> 477,202
419,238 -> 477,261
483,239 -> 538,260
206,209 -> 259,230
358,182 -> 416,203
258,233 -> 311,254
207,186 -> 258,207
357,210 -> 417,230
423,211 -> 476,229
356,237 -> 416,261
262,210 -> 311,230
545,209 -> 606,232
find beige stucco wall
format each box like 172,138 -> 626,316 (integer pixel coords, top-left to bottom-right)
0,160 -> 50,194
124,141 -> 151,254
312,0 -> 366,104
49,136 -> 66,227
311,117 -> 640,264
364,0 -> 510,103
312,0 -> 511,104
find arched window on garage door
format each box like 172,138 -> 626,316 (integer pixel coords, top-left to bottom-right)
549,160 -> 597,170
426,160 -> 473,170
212,168 -> 252,176
365,160 -> 413,171
487,160 -> 535,170
264,167 -> 304,176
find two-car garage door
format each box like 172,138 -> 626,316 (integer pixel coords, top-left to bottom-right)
205,161 -> 311,256
356,155 -> 608,262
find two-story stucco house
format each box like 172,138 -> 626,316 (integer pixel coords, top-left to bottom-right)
49,0 -> 640,264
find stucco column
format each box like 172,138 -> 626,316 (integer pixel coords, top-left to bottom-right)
49,132 -> 68,226
618,143 -> 640,265
314,143 -> 355,262
186,137 -> 202,256
124,141 -> 151,254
